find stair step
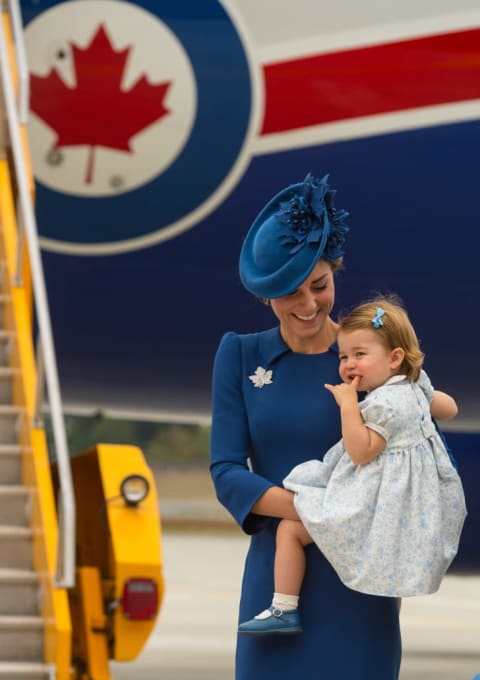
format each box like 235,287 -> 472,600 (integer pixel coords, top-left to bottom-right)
0,445 -> 25,485
0,568 -> 38,582
0,367 -> 19,404
0,615 -> 44,628
0,526 -> 33,569
0,486 -> 30,526
0,569 -> 39,616
0,405 -> 25,445
0,615 -> 44,661
0,332 -> 15,368
0,295 -> 12,331
0,661 -> 52,679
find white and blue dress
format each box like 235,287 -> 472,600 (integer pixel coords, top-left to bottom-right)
284,370 -> 467,597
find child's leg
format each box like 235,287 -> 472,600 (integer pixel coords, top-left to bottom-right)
237,519 -> 311,635
274,518 -> 312,597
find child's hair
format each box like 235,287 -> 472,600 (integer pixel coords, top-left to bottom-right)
338,294 -> 424,380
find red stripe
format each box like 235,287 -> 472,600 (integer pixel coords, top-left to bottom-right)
261,29 -> 480,134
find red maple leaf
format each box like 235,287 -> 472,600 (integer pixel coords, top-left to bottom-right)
30,24 -> 172,184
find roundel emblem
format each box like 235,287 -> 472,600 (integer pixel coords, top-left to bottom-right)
24,0 -> 260,254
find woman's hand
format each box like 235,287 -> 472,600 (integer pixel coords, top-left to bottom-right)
251,486 -> 300,521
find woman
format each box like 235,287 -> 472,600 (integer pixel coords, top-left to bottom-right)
210,174 -> 401,678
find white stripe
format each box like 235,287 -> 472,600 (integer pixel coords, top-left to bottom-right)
258,11 -> 480,64
253,100 -> 480,156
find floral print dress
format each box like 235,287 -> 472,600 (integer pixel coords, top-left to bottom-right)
284,371 -> 467,596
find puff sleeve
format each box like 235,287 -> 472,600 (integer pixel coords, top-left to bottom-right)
210,333 -> 274,533
360,392 -> 396,443
417,369 -> 434,402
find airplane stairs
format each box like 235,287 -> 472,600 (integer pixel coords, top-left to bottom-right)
0,304 -> 53,680
0,150 -> 68,672
0,3 -> 72,679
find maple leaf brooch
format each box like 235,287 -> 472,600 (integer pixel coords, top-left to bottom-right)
249,367 -> 273,388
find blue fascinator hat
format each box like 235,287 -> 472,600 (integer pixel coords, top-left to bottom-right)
239,173 -> 349,298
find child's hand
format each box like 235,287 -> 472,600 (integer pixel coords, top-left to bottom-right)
324,376 -> 360,407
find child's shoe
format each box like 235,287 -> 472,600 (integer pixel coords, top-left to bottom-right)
238,606 -> 302,636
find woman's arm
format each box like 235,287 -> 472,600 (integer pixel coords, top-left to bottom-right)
251,486 -> 300,521
430,390 -> 458,420
210,333 -> 281,532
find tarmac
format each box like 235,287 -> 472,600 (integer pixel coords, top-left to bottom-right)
151,474 -> 480,680
113,531 -> 480,680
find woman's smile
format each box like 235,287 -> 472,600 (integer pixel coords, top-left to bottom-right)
293,310 -> 319,322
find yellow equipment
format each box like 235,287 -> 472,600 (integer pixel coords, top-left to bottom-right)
0,5 -> 165,677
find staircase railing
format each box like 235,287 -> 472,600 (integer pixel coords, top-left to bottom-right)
3,0 -> 28,122
0,0 -> 75,587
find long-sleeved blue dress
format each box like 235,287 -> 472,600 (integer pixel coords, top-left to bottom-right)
210,328 -> 402,679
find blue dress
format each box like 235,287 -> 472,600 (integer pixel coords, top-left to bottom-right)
284,372 -> 467,597
210,328 -> 401,679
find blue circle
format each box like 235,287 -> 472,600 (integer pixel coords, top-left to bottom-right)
24,0 -> 253,248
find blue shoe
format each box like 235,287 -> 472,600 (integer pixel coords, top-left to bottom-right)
238,606 -> 302,636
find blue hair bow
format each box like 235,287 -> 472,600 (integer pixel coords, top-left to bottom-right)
372,307 -> 385,328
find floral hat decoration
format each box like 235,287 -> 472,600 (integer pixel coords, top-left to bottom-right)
239,173 -> 349,298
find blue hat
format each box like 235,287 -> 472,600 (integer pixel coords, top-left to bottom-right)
239,174 -> 349,298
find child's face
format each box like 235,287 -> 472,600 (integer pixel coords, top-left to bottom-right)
337,328 -> 403,392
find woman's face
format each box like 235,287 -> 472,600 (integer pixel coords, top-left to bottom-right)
270,260 -> 335,349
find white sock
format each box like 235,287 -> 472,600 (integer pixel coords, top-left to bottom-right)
252,593 -> 300,620
272,592 -> 299,611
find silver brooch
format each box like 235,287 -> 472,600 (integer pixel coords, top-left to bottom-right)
249,366 -> 273,388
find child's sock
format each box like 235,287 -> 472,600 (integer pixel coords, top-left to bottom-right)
272,592 -> 299,611
251,593 -> 300,620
